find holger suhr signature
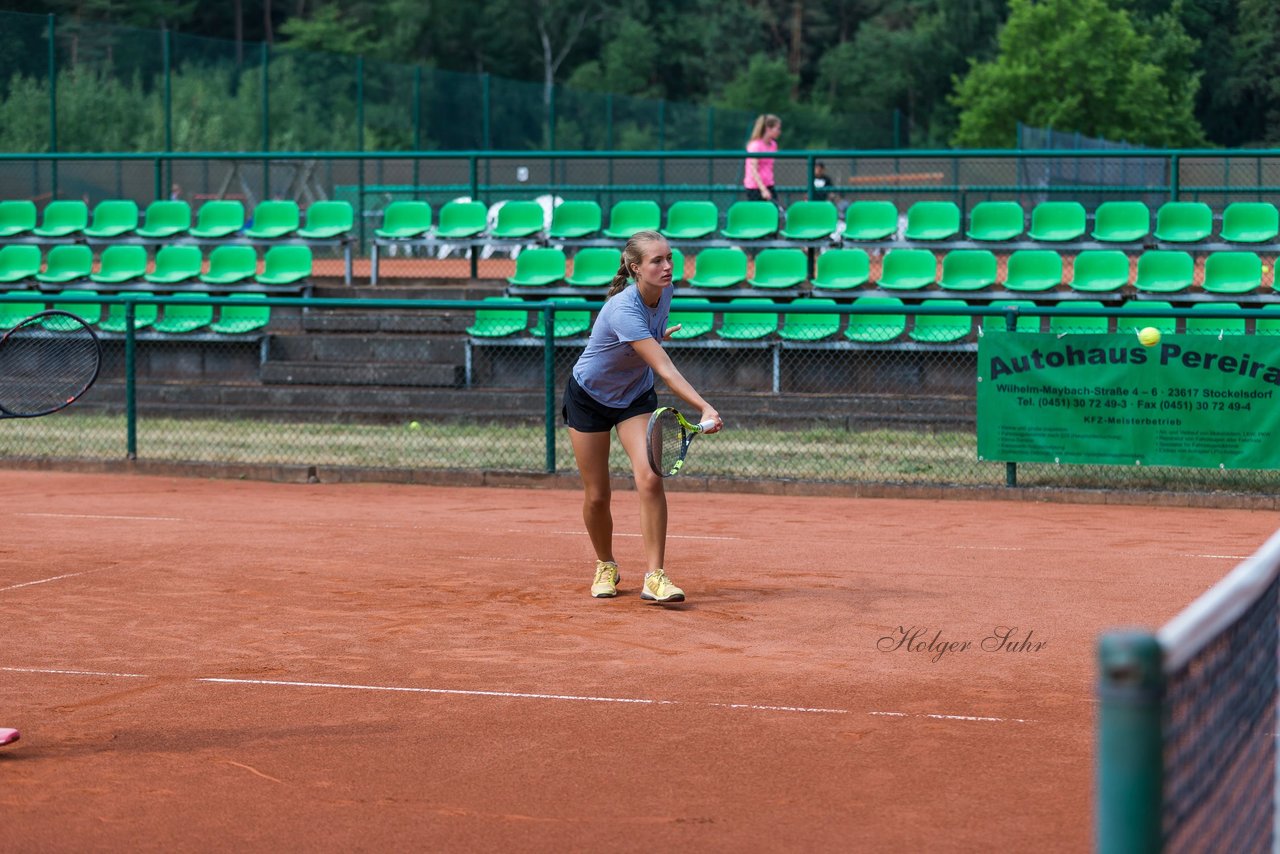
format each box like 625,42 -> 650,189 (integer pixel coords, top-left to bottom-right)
877,626 -> 1048,663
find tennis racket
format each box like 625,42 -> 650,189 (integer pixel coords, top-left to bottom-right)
646,406 -> 717,478
0,310 -> 103,419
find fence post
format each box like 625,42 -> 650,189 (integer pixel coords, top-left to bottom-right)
356,57 -> 365,256
163,27 -> 172,178
892,108 -> 901,149
412,66 -> 422,191
47,13 -> 57,196
125,300 -> 137,460
1004,307 -> 1018,488
1169,154 -> 1179,202
543,304 -> 556,474
482,73 -> 491,150
261,42 -> 270,199
548,86 -> 556,150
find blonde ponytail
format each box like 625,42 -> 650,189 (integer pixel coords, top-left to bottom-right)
606,261 -> 630,298
749,113 -> 781,142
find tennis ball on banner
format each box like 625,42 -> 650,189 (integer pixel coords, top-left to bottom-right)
408,420 -> 422,431
1138,327 -> 1161,347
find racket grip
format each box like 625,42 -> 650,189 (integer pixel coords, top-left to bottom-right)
697,419 -> 718,433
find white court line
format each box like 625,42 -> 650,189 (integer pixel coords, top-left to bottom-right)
2,666 -> 150,678
1182,553 -> 1248,560
0,567 -> 119,592
14,513 -> 184,522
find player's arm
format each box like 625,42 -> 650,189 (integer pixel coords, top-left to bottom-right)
631,337 -> 721,432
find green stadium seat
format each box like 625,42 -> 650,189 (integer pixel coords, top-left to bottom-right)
1069,250 -> 1130,293
966,201 -> 1024,241
33,200 -> 88,238
98,292 -> 158,333
780,201 -> 838,240
778,298 -> 840,341
507,247 -> 566,287
1003,250 -> 1062,293
548,200 -> 602,239
667,297 -> 715,340
135,200 -> 192,239
1117,300 -> 1176,337
375,201 -> 432,239
877,249 -> 936,291
466,296 -> 528,337
36,245 -> 93,284
602,200 -> 661,239
844,296 -> 907,343
983,300 -> 1041,334
1154,201 -> 1212,243
843,201 -> 897,241
1050,300 -> 1109,335
904,201 -> 960,240
0,245 -> 41,284
1134,250 -> 1194,294
810,249 -> 869,291
1202,252 -> 1262,295
1220,202 -> 1279,243
529,298 -> 592,338
671,247 -> 685,284
717,298 -> 778,340
83,200 -> 139,238
297,201 -> 354,239
565,247 -> 618,288
200,245 -> 259,285
90,245 -> 147,285
211,294 -> 271,335
938,250 -> 997,292
436,200 -> 488,239
153,297 -> 214,334
491,200 -> 545,239
144,245 -> 203,285
660,201 -> 718,239
48,289 -> 102,326
1091,201 -> 1150,243
909,299 -> 972,343
687,248 -> 748,289
747,248 -> 807,290
721,201 -> 779,240
1254,304 -> 1280,336
1027,202 -> 1086,242
256,246 -> 312,286
244,201 -> 300,239
1186,302 -> 1246,336
0,291 -> 46,328
0,200 -> 37,237
190,200 -> 246,238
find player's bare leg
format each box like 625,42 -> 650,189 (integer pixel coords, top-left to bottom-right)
569,427 -> 622,597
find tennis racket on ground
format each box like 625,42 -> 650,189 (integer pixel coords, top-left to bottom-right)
646,406 -> 718,478
0,310 -> 102,419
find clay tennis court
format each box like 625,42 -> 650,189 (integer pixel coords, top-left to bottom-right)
2,469 -> 1272,851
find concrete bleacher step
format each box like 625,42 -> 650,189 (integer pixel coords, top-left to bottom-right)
266,334 -> 465,363
301,311 -> 473,334
260,361 -> 463,388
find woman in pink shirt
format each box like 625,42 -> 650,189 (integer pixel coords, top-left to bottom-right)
743,114 -> 782,202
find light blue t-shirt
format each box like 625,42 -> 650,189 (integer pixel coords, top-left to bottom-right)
572,283 -> 673,407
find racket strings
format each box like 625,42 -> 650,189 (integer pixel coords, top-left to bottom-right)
0,314 -> 101,416
649,411 -> 686,475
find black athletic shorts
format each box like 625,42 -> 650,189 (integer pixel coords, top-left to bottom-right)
562,376 -> 657,432
746,186 -> 775,202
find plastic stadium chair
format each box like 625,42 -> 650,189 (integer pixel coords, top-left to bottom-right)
1003,250 -> 1063,293
33,200 -> 89,238
507,247 -> 566,287
90,245 -> 147,285
153,297 -> 214,334
747,249 -> 807,290
36,245 -> 93,284
1049,300 -> 1108,335
810,249 -> 869,291
877,249 -> 936,291
778,298 -> 840,341
721,201 -> 779,240
671,247 -> 685,284
436,201 -> 488,239
1186,302 -> 1246,336
256,246 -> 313,286
83,200 -> 139,238
135,200 -> 192,239
0,200 -> 37,237
602,200 -> 661,239
490,200 -> 545,239
716,298 -> 778,340
1134,250 -> 1194,294
48,289 -> 102,326
1220,202 -> 1279,243
548,200 -> 602,239
529,298 -> 592,338
903,201 -> 960,241
144,245 -> 203,284
465,297 -> 528,337
1069,250 -> 1130,293
0,245 -> 41,284
1202,252 -> 1262,295
983,300 -> 1041,334
98,292 -> 158,333
667,298 -> 715,340
1027,202 -> 1086,242
1117,300 -> 1176,337
375,201 -> 432,239
1255,305 -> 1280,336
200,245 -> 259,285
297,201 -> 354,239
966,201 -> 1024,241
780,201 -> 838,241
190,200 -> 246,238
565,247 -> 618,288
0,291 -> 46,328
687,248 -> 748,289
660,201 -> 718,239
844,297 -> 907,343
843,201 -> 897,241
1153,202 -> 1213,243
1091,201 -> 1150,243
938,250 -> 998,292
244,200 -> 300,239
908,299 -> 972,343
211,294 -> 272,335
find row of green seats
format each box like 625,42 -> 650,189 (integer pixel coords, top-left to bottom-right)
0,243 -> 311,288
0,199 -> 352,241
955,200 -> 1279,244
0,291 -> 271,335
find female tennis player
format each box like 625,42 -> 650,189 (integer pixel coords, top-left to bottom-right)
744,114 -> 782,202
563,230 -> 722,603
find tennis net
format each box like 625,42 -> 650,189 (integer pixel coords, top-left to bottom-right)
1096,527 -> 1280,854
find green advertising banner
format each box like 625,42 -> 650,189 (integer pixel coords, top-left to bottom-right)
977,332 -> 1280,469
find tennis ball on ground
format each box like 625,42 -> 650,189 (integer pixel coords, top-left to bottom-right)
408,420 -> 421,430
1138,327 -> 1161,347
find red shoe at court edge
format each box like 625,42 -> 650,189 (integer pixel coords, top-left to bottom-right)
0,728 -> 19,746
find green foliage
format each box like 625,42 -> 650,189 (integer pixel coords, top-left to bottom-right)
717,53 -> 797,115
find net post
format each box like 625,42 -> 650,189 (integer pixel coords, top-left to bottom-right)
1096,631 -> 1164,854
542,304 -> 556,474
125,300 -> 138,460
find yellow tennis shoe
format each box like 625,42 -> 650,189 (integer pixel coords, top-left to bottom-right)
591,560 -> 620,598
641,568 -> 685,603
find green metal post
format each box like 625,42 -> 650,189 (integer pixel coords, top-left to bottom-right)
707,107 -> 715,191
807,154 -> 815,201
469,156 -> 479,278
163,27 -> 172,182
1096,633 -> 1164,854
893,108 -> 901,149
48,14 -> 57,196
543,304 -> 556,473
261,43 -> 270,199
412,66 -> 422,191
605,94 -> 613,149
1005,307 -> 1018,487
548,86 -> 556,150
658,100 -> 667,207
482,73 -> 491,150
154,158 -> 162,202
356,57 -> 365,256
1169,154 -> 1179,202
125,301 -> 137,459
